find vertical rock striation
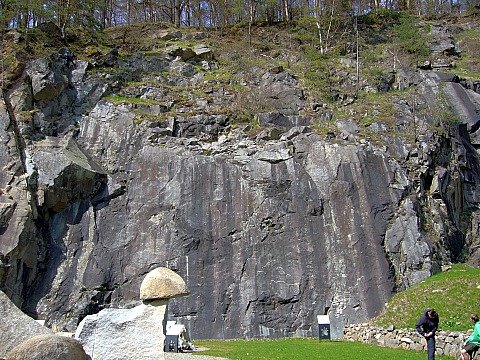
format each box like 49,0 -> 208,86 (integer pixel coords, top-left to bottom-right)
1,33 -> 480,341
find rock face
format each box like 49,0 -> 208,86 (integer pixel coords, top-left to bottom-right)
1,25 -> 480,342
5,334 -> 86,360
0,290 -> 53,358
385,198 -> 431,288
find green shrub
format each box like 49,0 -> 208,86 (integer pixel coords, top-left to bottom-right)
360,8 -> 401,26
299,45 -> 334,102
394,14 -> 430,59
104,95 -> 159,105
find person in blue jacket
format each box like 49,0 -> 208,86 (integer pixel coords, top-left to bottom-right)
416,308 -> 439,360
461,314 -> 480,360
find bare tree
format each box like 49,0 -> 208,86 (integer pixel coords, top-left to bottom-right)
355,13 -> 359,95
315,0 -> 336,54
283,0 -> 290,21
56,0 -> 72,37
248,0 -> 256,45
174,0 -> 182,26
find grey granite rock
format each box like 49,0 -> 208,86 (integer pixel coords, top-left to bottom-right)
0,291 -> 52,358
75,301 -> 167,360
6,334 -> 85,360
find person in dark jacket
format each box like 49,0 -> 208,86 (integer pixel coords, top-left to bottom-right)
416,308 -> 439,360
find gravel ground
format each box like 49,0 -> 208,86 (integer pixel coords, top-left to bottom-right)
164,351 -> 227,360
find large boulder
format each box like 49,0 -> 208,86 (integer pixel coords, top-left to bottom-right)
75,268 -> 188,360
140,267 -> 189,300
257,70 -> 305,114
26,51 -> 72,103
193,44 -> 214,61
29,136 -> 107,212
0,291 -> 52,358
168,46 -> 196,61
75,300 -> 168,360
5,334 -> 86,360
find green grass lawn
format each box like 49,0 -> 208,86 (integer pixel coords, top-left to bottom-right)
374,264 -> 480,331
193,338 -> 455,359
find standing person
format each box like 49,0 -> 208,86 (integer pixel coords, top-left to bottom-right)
416,308 -> 439,360
461,314 -> 480,360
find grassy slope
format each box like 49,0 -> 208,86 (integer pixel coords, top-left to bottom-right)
374,264 -> 480,331
451,26 -> 480,79
192,338 -> 455,359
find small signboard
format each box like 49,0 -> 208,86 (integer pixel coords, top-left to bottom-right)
317,315 -> 331,340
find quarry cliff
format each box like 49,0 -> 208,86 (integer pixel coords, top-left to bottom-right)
1,14 -> 480,340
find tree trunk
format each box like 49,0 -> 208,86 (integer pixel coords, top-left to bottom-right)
185,0 -> 191,26
174,0 -> 181,27
58,0 -> 71,38
355,15 -> 360,95
248,0 -> 256,46
283,0 -> 290,21
314,0 -> 323,53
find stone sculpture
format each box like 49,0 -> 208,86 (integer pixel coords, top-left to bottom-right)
75,267 -> 189,360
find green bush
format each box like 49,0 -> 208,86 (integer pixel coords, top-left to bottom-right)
394,14 -> 430,59
360,8 -> 402,26
299,45 -> 334,102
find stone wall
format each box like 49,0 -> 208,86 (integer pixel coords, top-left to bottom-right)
343,323 -> 470,358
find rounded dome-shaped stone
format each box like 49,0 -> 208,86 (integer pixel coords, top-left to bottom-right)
140,267 -> 189,300
6,334 -> 86,360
